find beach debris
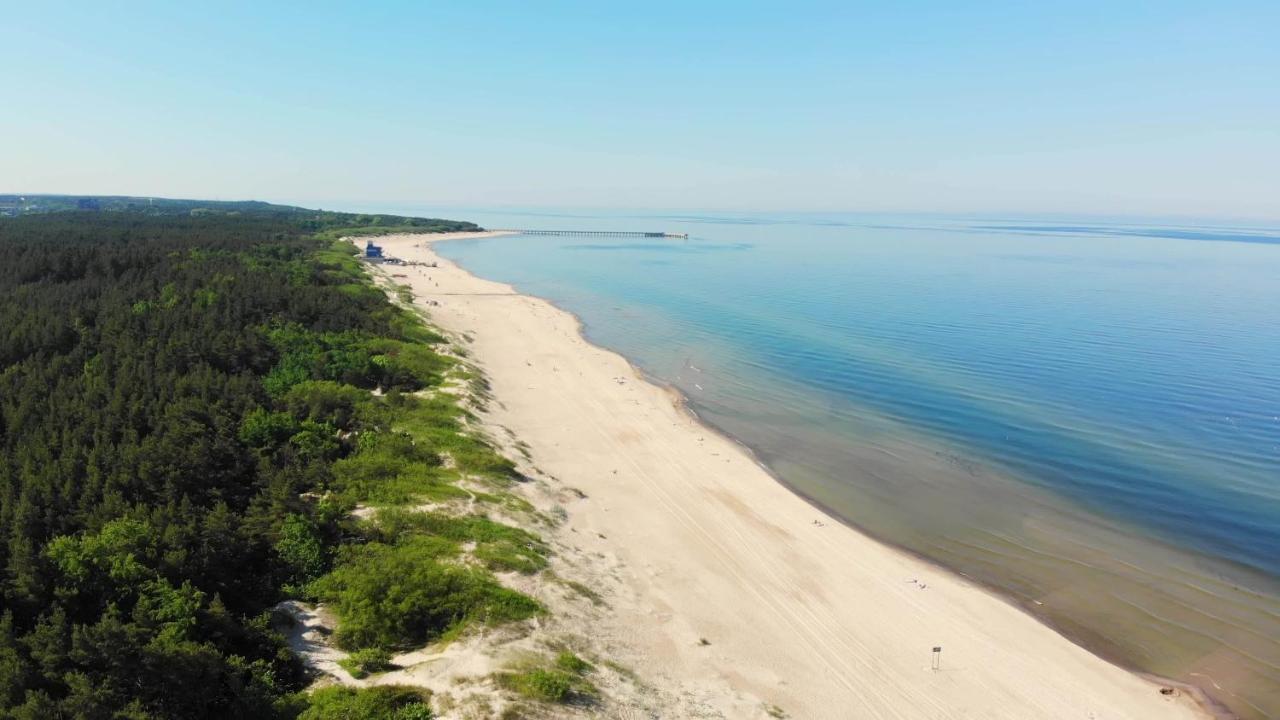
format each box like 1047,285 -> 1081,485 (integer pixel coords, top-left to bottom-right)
698,637 -> 711,646
931,646 -> 943,671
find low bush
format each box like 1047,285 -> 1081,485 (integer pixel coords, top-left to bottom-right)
496,651 -> 595,705
555,651 -> 592,674
314,538 -> 541,650
329,431 -> 454,505
370,510 -> 548,574
299,685 -> 433,720
503,668 -> 572,702
338,647 -> 396,678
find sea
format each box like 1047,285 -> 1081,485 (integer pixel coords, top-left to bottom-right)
368,206 -> 1280,718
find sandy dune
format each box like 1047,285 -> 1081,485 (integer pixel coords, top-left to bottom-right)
374,232 -> 1208,720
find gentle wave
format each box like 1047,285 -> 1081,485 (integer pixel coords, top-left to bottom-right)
437,211 -> 1280,719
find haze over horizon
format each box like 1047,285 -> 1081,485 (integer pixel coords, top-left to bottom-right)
5,1 -> 1279,220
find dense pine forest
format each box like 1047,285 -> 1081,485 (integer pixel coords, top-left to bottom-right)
0,204 -> 546,718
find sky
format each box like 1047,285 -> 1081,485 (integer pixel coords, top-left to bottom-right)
4,1 -> 1279,220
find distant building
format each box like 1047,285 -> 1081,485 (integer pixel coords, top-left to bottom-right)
365,240 -> 385,259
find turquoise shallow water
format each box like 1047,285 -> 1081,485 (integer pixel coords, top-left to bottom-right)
397,208 -> 1279,717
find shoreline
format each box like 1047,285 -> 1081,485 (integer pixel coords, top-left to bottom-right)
662,388 -> 1238,720
376,231 -> 1213,719
424,234 -> 1237,719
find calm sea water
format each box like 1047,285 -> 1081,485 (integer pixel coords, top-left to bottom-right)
403,208 -> 1279,717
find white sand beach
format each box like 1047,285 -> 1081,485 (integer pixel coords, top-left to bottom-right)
372,232 -> 1209,720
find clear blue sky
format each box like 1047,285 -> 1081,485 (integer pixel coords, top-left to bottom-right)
5,1 -> 1278,219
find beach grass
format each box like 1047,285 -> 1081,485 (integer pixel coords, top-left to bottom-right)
494,651 -> 596,704
296,685 -> 434,720
256,241 -> 552,658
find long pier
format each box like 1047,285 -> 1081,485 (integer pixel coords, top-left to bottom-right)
496,229 -> 689,239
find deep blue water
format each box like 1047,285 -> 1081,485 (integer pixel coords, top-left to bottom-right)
399,208 -> 1280,715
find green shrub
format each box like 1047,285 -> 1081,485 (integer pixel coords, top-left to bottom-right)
275,514 -> 329,589
497,666 -> 596,704
290,420 -> 342,463
496,651 -> 595,705
473,542 -> 546,575
555,651 -> 592,674
390,314 -> 445,346
365,339 -> 451,388
239,408 -> 300,449
314,539 -> 541,650
383,395 -> 516,480
283,380 -> 370,427
338,648 -> 396,678
370,510 -> 548,574
299,685 -> 433,720
263,325 -> 446,395
329,430 -> 457,505
499,668 -> 573,703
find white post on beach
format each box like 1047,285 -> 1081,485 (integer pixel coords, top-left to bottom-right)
931,646 -> 942,671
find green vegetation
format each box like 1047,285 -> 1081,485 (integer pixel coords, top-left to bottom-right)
0,195 -> 481,237
325,391 -> 517,506
337,648 -> 396,679
0,201 -> 540,719
297,685 -> 433,720
554,650 -> 593,674
315,537 -> 541,650
495,651 -> 596,705
501,668 -> 575,703
366,510 -> 549,574
317,224 -> 468,240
